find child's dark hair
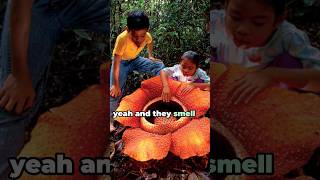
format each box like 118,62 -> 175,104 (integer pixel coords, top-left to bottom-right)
127,11 -> 150,31
226,0 -> 286,16
181,51 -> 201,67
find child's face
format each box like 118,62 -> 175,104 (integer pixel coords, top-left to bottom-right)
129,29 -> 148,47
180,57 -> 197,77
225,0 -> 282,48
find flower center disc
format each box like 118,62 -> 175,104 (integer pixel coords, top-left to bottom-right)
140,97 -> 191,135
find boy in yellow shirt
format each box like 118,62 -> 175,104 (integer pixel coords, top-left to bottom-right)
110,11 -> 165,131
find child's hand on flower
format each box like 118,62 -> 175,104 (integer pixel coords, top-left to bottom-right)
181,82 -> 195,95
162,85 -> 171,102
228,70 -> 275,105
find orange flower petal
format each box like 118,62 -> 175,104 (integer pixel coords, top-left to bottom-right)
141,76 -> 182,99
122,128 -> 171,161
175,84 -> 210,117
170,118 -> 210,159
19,85 -> 107,179
115,89 -> 149,127
49,85 -> 105,123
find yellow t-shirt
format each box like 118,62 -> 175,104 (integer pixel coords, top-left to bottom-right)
112,30 -> 152,60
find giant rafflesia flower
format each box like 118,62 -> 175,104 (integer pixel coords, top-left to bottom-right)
114,76 -> 210,161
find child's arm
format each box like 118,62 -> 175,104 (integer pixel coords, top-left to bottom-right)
181,82 -> 210,95
181,69 -> 211,94
0,0 -> 35,114
160,70 -> 171,102
192,83 -> 210,90
110,54 -> 122,97
263,67 -> 320,91
228,67 -> 320,105
147,41 -> 157,61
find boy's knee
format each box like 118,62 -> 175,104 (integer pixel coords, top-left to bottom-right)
155,62 -> 165,75
159,61 -> 165,69
0,98 -> 40,126
110,96 -> 121,111
110,95 -> 122,103
0,109 -> 23,125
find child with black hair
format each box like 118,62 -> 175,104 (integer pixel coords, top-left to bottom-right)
110,10 -> 165,131
160,51 -> 210,102
211,0 -> 320,104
